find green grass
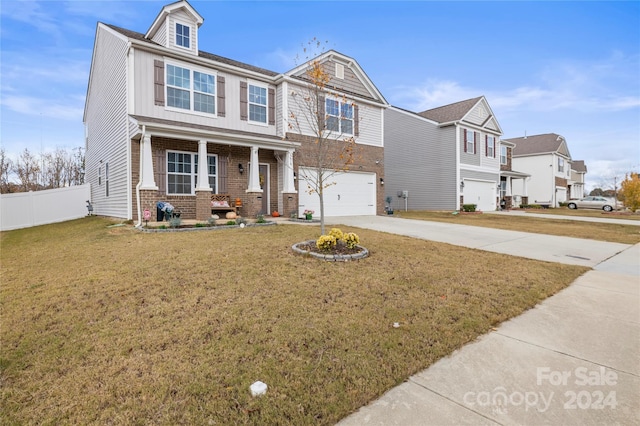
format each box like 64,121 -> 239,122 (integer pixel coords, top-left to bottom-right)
1,217 -> 588,425
395,211 -> 640,244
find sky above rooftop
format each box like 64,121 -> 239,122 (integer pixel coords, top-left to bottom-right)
1,0 -> 638,192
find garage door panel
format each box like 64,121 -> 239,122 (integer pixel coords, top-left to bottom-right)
464,180 -> 496,212
299,168 -> 376,216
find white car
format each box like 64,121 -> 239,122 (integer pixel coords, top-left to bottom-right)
567,196 -> 621,212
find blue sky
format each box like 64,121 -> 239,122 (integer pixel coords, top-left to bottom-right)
1,0 -> 638,192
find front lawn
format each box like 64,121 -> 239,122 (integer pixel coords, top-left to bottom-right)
1,217 -> 587,425
396,211 -> 640,244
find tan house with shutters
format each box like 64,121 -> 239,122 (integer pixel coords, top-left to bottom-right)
83,0 -> 387,222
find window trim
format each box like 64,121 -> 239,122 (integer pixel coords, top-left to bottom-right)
500,145 -> 507,165
174,21 -> 191,50
465,129 -> 475,154
166,150 -> 218,196
558,157 -> 565,173
325,97 -> 354,136
486,135 -> 495,158
248,81 -> 268,126
165,60 -> 217,117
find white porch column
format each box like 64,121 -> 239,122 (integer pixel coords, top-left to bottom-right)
506,177 -> 512,196
140,133 -> 158,190
196,140 -> 211,191
247,146 -> 262,192
282,149 -> 296,193
523,177 -> 529,196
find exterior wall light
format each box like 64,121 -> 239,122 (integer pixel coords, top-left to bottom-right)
238,163 -> 244,174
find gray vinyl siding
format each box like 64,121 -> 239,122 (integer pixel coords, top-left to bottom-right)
132,50 -> 278,137
464,101 -> 489,125
85,25 -> 131,219
460,169 -> 499,182
460,127 -> 481,166
384,107 -> 457,210
276,85 -> 284,137
294,60 -> 371,100
150,20 -> 167,46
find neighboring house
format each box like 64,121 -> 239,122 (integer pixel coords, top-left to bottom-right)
569,160 -> 587,199
384,96 -> 503,212
505,133 -> 573,207
84,0 -> 387,222
499,139 -> 530,209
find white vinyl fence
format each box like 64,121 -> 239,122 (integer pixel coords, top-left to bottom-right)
0,184 -> 91,231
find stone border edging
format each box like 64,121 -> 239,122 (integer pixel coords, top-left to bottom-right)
291,240 -> 369,262
137,221 -> 276,233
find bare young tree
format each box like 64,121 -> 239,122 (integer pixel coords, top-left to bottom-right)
13,148 -> 40,192
288,40 -> 359,234
0,148 -> 14,193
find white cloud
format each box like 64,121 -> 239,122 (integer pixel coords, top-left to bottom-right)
393,52 -> 640,115
1,95 -> 83,121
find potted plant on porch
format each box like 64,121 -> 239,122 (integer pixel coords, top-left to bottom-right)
303,209 -> 314,220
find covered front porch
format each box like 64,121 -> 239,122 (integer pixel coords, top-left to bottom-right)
130,116 -> 300,222
500,170 -> 530,209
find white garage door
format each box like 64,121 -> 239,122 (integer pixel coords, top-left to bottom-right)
464,180 -> 496,212
556,187 -> 567,205
298,168 -> 376,216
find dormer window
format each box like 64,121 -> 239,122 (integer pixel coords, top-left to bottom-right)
176,22 -> 190,48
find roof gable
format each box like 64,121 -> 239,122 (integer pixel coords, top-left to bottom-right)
572,160 -> 587,173
418,97 -> 481,123
286,50 -> 387,104
146,0 -> 203,39
418,96 -> 503,135
507,133 -> 572,158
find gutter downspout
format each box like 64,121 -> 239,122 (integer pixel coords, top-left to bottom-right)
134,125 -> 146,228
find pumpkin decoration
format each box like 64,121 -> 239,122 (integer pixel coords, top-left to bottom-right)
226,212 -> 237,219
272,211 -> 280,217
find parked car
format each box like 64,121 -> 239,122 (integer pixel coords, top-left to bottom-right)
567,196 -> 622,212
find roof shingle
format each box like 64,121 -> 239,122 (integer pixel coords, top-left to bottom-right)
506,133 -> 566,156
417,97 -> 482,123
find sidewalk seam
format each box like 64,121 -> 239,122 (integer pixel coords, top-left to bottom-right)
494,332 -> 640,378
406,378 -> 504,425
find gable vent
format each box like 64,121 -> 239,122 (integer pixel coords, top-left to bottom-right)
335,63 -> 344,79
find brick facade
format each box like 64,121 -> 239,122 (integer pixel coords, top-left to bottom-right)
131,137 -> 281,221
500,146 -> 512,171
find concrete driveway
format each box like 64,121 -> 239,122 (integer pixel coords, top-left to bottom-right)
329,215 -> 640,425
325,215 -> 632,268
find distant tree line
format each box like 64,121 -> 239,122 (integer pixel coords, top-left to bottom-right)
0,147 -> 85,194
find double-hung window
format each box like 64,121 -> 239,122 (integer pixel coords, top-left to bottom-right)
558,157 -> 565,173
166,63 -> 215,115
167,151 -> 192,194
167,151 -> 217,195
465,130 -> 475,153
325,98 -> 353,135
500,145 -> 507,165
486,136 -> 495,157
249,84 -> 267,124
176,23 -> 190,48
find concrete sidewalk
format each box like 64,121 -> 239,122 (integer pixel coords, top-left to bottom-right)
330,216 -> 639,425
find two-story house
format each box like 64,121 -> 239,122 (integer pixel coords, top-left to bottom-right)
569,160 -> 587,199
384,96 -> 503,212
84,1 -> 387,222
505,133 -> 573,207
499,140 -> 530,209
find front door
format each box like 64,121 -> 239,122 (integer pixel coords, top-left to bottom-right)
259,164 -> 269,214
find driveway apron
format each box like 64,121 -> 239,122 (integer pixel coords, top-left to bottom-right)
332,216 -> 639,425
